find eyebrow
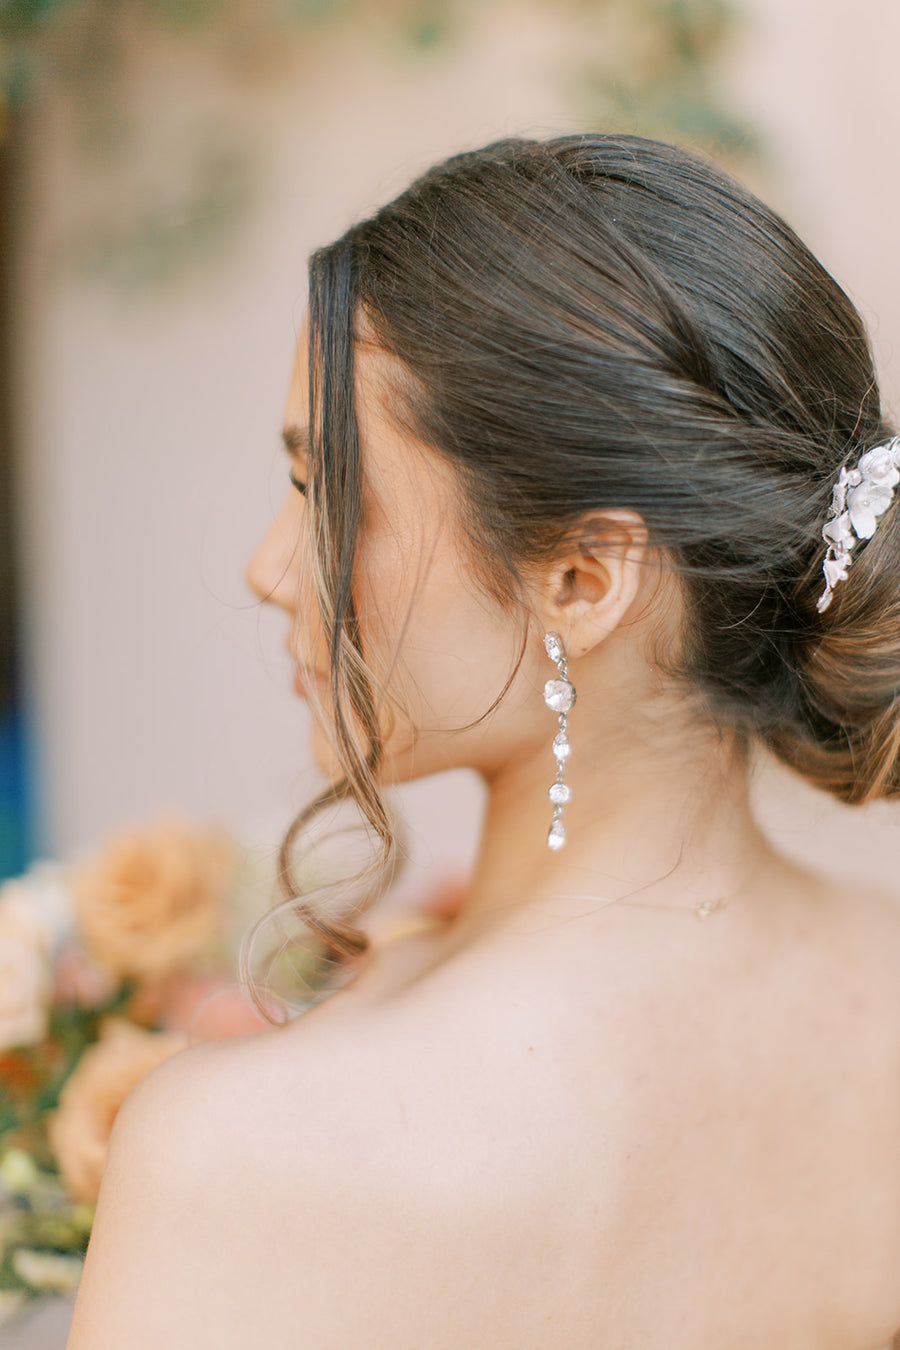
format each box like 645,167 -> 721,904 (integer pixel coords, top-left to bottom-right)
281,424 -> 310,455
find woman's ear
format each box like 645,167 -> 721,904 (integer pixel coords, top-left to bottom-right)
540,510 -> 650,659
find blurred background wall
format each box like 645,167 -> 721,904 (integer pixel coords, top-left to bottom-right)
3,0 -> 899,897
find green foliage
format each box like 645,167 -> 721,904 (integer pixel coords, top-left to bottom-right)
0,980 -> 134,1311
66,139 -> 255,289
0,980 -> 135,1143
0,0 -> 755,289
571,0 -> 756,158
0,1159 -> 92,1307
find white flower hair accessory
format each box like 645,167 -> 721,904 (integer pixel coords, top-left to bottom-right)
816,435 -> 900,613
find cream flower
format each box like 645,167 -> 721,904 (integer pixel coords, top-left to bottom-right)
0,1148 -> 39,1196
0,891 -> 53,1051
0,863 -> 75,958
11,1249 -> 83,1293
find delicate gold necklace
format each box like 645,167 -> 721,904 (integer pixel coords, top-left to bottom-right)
554,892 -> 730,921
643,894 -> 729,919
370,892 -> 728,951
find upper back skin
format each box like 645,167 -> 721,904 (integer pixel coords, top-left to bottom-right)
144,859 -> 900,1350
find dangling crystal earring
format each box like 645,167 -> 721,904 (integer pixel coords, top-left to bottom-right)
542,632 -> 576,850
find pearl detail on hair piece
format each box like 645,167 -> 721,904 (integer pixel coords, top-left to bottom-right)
817,437 -> 900,613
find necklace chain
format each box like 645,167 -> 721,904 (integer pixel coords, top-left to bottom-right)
371,891 -> 729,950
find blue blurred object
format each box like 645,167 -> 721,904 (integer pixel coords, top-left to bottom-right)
0,691 -> 36,881
2,103 -> 38,883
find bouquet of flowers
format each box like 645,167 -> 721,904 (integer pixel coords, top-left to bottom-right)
0,813 -> 290,1323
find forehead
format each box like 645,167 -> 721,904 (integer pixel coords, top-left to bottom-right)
283,315 -> 455,509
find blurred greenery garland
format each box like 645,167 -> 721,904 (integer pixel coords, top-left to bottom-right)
0,0 -> 756,289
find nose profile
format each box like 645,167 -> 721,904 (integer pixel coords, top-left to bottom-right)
244,547 -> 269,603
245,496 -> 304,613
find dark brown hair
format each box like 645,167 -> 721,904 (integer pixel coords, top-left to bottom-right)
244,133 -> 900,1017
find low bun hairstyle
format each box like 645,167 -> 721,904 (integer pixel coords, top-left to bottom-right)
244,133 -> 900,1015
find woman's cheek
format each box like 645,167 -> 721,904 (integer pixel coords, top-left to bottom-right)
305,669 -> 404,777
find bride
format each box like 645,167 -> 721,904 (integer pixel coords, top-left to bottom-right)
67,134 -> 900,1348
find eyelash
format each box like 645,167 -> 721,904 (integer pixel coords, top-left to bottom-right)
288,468 -> 307,496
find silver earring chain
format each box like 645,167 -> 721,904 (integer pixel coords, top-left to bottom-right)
542,632 -> 576,851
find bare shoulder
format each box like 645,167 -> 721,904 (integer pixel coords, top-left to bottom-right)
65,1017 -> 425,1350
98,1010 -> 419,1187
82,946 -> 591,1229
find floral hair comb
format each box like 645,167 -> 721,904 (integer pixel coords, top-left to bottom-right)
816,436 -> 900,613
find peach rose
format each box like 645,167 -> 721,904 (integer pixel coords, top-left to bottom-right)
70,814 -> 238,980
0,891 -> 53,1051
47,1018 -> 186,1203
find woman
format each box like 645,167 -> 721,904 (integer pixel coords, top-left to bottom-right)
67,134 -> 900,1348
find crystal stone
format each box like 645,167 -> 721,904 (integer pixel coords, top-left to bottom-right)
552,732 -> 571,761
543,632 -> 564,663
543,679 -> 576,713
547,823 -> 566,851
549,782 -> 572,805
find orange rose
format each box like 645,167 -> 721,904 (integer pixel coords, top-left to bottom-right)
47,1018 -> 186,1203
70,815 -> 237,980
